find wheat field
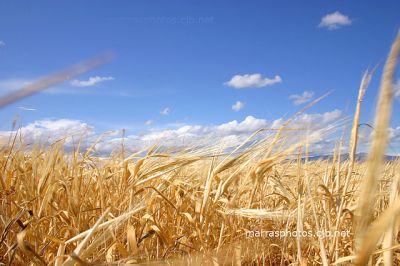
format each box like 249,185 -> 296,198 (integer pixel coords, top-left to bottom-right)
0,33 -> 400,266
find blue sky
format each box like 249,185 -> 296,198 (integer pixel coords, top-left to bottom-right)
0,1 -> 400,154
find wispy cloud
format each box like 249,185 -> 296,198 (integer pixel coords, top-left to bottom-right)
319,11 -> 352,30
0,78 -> 97,95
394,79 -> 400,99
0,40 -> 5,47
0,77 -> 131,97
70,76 -> 114,87
0,79 -> 33,93
289,91 -> 314,105
0,78 -> 80,95
18,106 -> 36,111
145,119 -> 154,126
160,107 -> 171,116
225,73 -> 282,89
232,101 -> 245,112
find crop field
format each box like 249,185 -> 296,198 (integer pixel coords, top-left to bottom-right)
1,2 -> 400,264
0,33 -> 398,265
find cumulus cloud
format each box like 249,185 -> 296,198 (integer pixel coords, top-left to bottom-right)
4,109 -> 400,156
70,76 -> 114,87
134,116 -> 270,149
117,110 -> 345,154
132,111 -> 343,152
0,119 -> 94,147
358,126 -> 400,155
0,110 -> 349,155
232,101 -> 245,112
388,127 -> 400,149
0,116 -> 263,152
271,109 -> 342,129
0,40 -> 5,47
225,73 -> 282,89
160,107 -> 171,116
319,11 -> 352,30
289,91 -> 314,105
217,116 -> 268,134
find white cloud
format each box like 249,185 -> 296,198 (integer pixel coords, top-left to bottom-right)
359,126 -> 400,155
145,120 -> 153,126
0,78 -> 79,96
160,107 -> 171,116
394,79 -> 400,99
0,110 -> 349,155
388,127 -> 400,151
225,73 -> 282,89
321,109 -> 342,123
217,116 -> 268,134
389,127 -> 400,140
0,77 -> 135,97
0,119 -> 94,146
271,109 -> 342,129
104,110 -> 345,154
319,11 -> 352,30
70,76 -> 114,87
4,109 -> 400,155
289,91 -> 314,105
0,40 -> 5,47
0,78 -> 93,97
232,101 -> 245,112
18,107 -> 36,111
135,116 -> 269,148
0,79 -> 33,93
